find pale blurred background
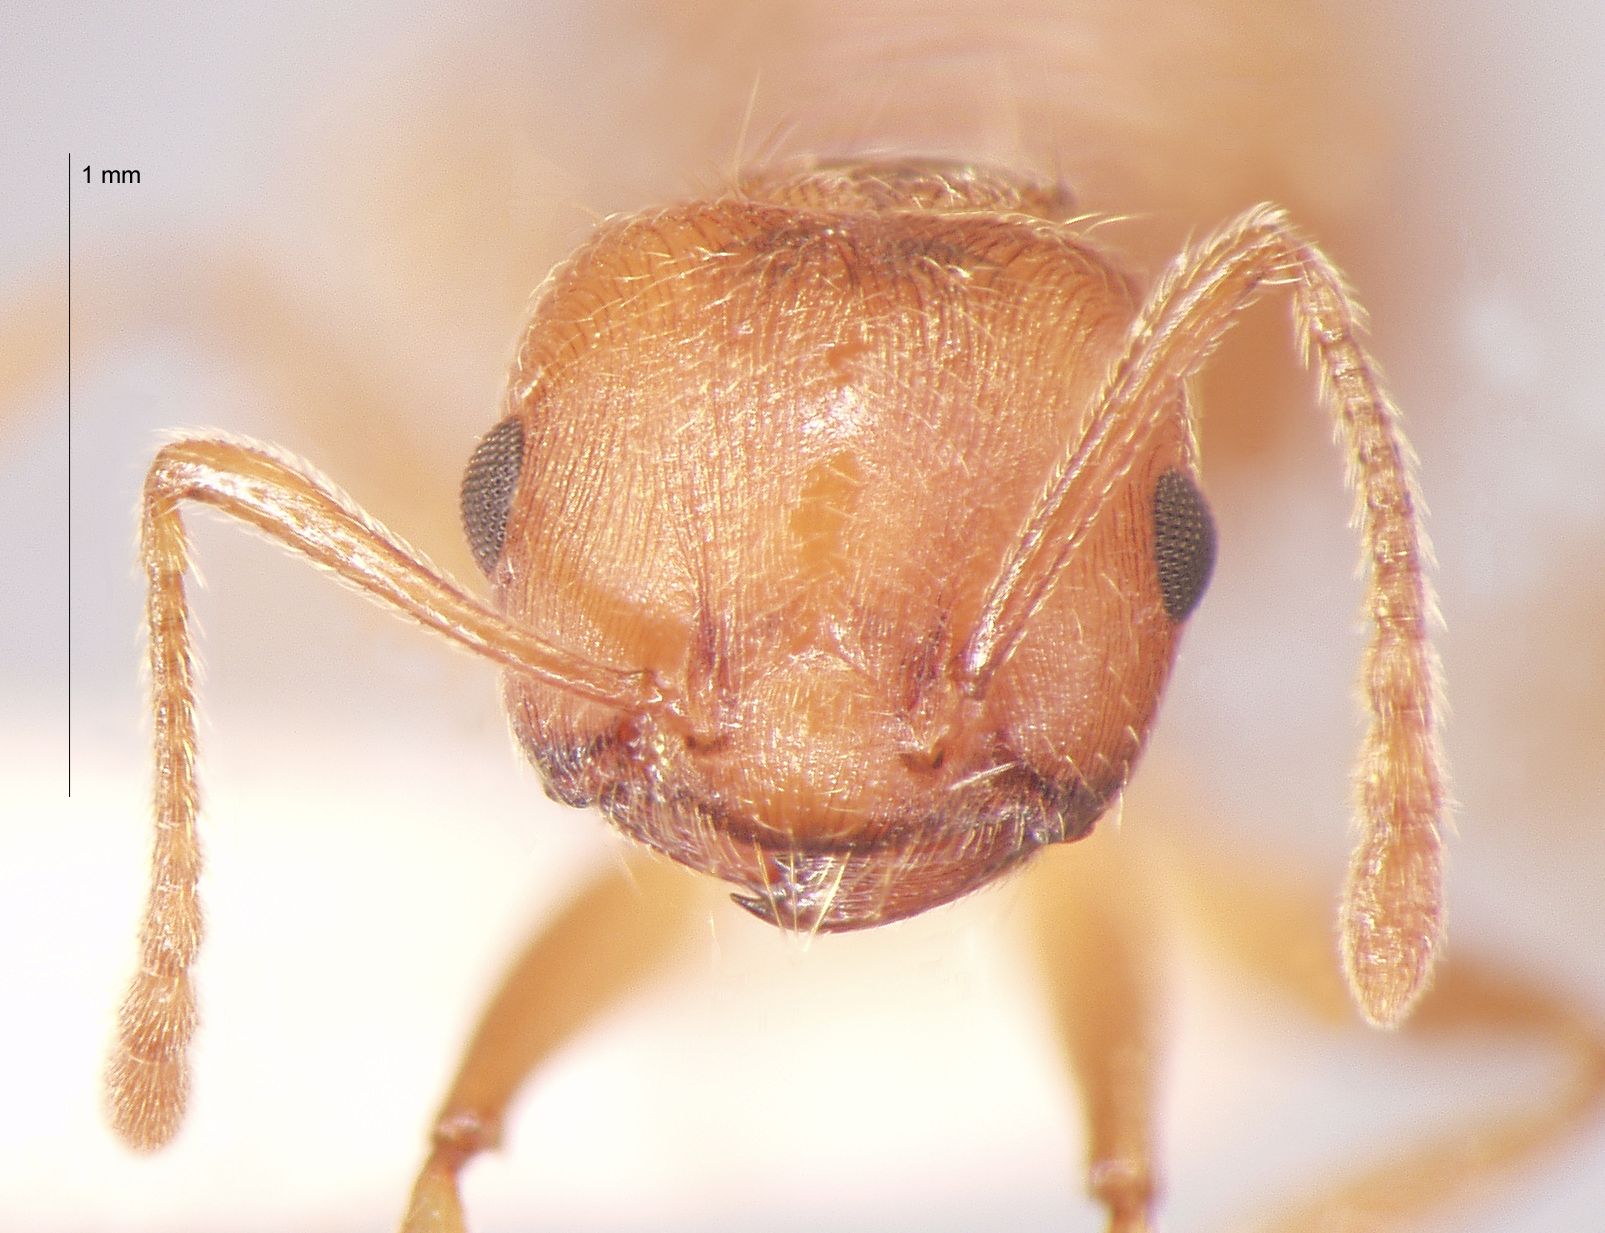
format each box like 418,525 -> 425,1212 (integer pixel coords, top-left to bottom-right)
3,2 -> 1603,1230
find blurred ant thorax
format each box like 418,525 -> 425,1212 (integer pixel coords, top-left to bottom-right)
5,2 -> 1603,1230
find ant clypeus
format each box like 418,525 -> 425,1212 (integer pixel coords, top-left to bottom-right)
100,155 -> 1605,1233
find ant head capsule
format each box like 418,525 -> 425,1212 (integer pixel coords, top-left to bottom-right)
486,162 -> 1208,932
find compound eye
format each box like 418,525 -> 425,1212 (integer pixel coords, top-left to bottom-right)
461,417 -> 526,575
1152,468 -> 1216,622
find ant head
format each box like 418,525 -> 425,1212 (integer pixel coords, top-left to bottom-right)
467,166 -> 1216,930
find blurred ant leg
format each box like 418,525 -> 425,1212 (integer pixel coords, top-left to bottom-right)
1170,837 -> 1605,1232
965,207 -> 1444,1028
159,248 -> 482,531
35,236 -> 472,535
15,239 -> 446,547
106,436 -> 680,1152
1,272 -> 58,431
402,856 -> 701,1233
1026,836 -> 1169,1233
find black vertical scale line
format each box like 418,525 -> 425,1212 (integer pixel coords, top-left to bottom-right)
67,152 -> 73,798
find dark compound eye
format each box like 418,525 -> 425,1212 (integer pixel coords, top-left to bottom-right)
461,417 -> 526,575
1152,468 -> 1215,622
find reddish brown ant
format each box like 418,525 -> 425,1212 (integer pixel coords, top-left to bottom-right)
106,157 -> 1462,1231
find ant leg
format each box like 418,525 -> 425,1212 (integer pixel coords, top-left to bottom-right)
1169,831 -> 1605,1232
106,435 -> 681,1151
1,272 -> 58,421
966,207 -> 1444,1027
1025,836 -> 1168,1233
145,243 -> 497,537
401,856 -> 700,1233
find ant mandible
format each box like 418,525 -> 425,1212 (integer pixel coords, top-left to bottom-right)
106,158 -> 1445,1231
